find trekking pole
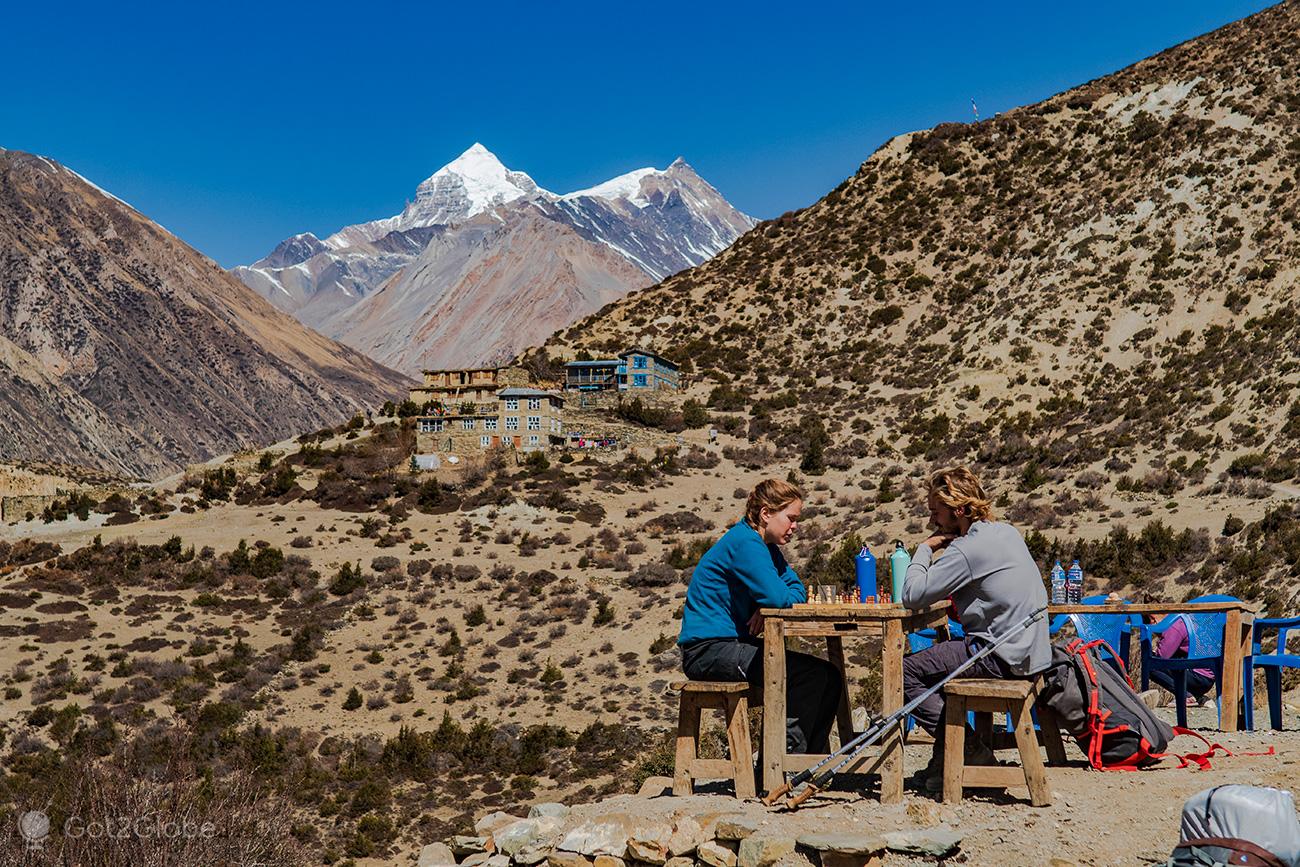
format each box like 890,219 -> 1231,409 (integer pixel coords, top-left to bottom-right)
766,606 -> 1047,809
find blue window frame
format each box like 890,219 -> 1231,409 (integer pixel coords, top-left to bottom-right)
633,374 -> 647,387
632,356 -> 648,369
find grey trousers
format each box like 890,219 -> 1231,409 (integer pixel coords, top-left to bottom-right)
680,638 -> 843,754
903,637 -> 1018,764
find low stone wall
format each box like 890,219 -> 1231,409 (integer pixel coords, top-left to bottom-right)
1,494 -> 58,523
416,790 -> 962,867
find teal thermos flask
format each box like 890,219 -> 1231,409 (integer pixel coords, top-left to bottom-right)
889,540 -> 910,603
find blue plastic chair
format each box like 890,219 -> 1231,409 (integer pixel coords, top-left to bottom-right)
1248,615 -> 1300,730
1140,593 -> 1254,730
1049,593 -> 1141,675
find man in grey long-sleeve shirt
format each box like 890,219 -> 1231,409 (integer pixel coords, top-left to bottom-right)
901,467 -> 1050,792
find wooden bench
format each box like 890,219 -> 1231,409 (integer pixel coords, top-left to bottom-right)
941,677 -> 1067,807
672,680 -> 757,799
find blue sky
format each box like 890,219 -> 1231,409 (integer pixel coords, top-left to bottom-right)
1,1 -> 1274,267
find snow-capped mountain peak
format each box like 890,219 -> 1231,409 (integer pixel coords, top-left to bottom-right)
414,142 -> 550,215
562,167 -> 659,207
324,143 -> 550,248
239,144 -> 754,370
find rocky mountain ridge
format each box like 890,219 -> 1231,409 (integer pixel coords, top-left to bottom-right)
233,144 -> 753,373
0,149 -> 410,479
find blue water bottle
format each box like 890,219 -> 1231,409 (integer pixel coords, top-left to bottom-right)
889,540 -> 910,603
854,545 -> 877,602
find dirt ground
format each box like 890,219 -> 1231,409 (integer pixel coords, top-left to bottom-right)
368,698 -> 1300,866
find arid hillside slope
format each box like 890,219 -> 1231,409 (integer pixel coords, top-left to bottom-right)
0,150 -> 411,478
543,1 -> 1300,565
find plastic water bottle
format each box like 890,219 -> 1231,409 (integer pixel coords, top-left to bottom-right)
1066,560 -> 1084,604
854,546 -> 877,602
1049,560 -> 1066,605
889,541 -> 910,603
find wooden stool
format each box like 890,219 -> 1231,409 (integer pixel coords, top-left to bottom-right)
941,677 -> 1066,807
672,680 -> 757,799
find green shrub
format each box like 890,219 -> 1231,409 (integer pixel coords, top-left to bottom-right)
329,562 -> 365,596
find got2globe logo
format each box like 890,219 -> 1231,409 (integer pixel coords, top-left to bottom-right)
18,810 -> 50,850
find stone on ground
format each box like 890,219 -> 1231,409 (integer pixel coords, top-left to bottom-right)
697,839 -> 739,867
738,836 -> 797,867
795,832 -> 886,856
417,842 -> 457,867
559,814 -> 672,859
530,802 -> 572,820
452,835 -> 492,856
668,815 -> 707,857
715,815 -> 761,841
882,825 -> 962,858
476,811 -> 526,836
495,816 -> 565,857
638,775 -> 674,796
547,852 -> 593,867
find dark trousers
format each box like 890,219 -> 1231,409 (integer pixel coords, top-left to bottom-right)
903,638 -> 1016,764
1150,668 -> 1214,700
681,638 -> 843,754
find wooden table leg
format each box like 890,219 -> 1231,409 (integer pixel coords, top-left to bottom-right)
826,636 -> 855,744
880,619 -> 905,804
763,617 -> 786,794
1221,609 -> 1242,732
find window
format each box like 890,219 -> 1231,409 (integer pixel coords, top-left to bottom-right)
504,398 -> 518,411
528,435 -> 540,446
505,416 -> 519,431
461,418 -> 475,430
484,418 -> 498,431
527,397 -> 541,410
633,374 -> 647,387
418,419 -> 443,433
632,355 -> 648,369
480,435 -> 491,447
527,416 -> 541,431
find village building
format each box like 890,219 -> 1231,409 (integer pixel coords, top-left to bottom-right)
408,365 -> 530,410
562,348 -> 680,392
415,387 -> 564,454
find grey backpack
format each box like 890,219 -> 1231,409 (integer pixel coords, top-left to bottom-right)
1166,785 -> 1300,867
1036,638 -> 1176,769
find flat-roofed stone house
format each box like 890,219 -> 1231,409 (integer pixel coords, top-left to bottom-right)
562,348 -> 679,393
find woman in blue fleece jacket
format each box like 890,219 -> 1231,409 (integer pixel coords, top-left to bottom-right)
678,479 -> 843,754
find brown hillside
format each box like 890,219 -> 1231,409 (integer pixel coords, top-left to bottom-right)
540,2 -> 1300,602
0,150 -> 411,479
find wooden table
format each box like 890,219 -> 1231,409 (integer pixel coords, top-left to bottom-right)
758,601 -> 949,802
1049,601 -> 1257,731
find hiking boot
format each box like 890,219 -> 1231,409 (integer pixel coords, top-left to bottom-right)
923,738 -> 999,794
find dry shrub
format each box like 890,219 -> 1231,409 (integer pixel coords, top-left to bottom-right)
12,748 -> 306,866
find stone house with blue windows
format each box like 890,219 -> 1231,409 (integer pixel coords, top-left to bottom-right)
563,348 -> 679,393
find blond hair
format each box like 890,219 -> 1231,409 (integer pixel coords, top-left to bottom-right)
745,479 -> 803,528
928,467 -> 995,522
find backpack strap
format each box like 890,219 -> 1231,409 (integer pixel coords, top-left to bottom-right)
1152,726 -> 1277,771
1078,637 -> 1134,688
1176,838 -> 1290,867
